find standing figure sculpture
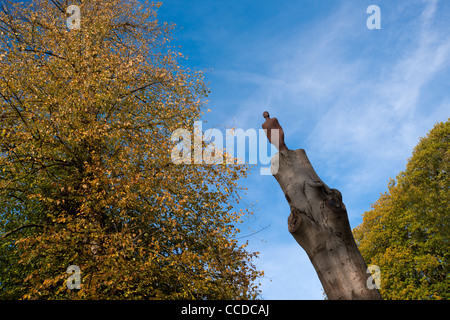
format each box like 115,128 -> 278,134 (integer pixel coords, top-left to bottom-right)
262,111 -> 288,152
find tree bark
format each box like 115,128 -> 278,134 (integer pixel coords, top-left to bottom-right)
271,148 -> 382,300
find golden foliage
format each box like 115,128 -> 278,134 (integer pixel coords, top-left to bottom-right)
0,0 -> 261,299
354,120 -> 449,300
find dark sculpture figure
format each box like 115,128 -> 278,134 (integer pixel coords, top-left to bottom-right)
262,111 -> 288,152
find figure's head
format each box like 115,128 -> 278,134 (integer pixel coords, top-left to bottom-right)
263,111 -> 270,119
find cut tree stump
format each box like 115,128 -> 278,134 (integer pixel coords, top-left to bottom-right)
271,149 -> 382,300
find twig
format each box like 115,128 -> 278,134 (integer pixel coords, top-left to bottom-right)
0,224 -> 47,240
235,224 -> 271,240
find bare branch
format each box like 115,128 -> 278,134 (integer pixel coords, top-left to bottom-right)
235,224 -> 270,240
0,224 -> 47,240
49,0 -> 65,14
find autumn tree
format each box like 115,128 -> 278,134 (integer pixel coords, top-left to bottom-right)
0,0 -> 261,299
353,119 -> 449,299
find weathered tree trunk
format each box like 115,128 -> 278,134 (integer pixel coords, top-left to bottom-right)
271,149 -> 382,300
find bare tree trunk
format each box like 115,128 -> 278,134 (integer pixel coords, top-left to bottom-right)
271,149 -> 382,300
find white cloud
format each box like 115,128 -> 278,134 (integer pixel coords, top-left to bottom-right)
250,241 -> 324,300
298,1 -> 450,225
293,9 -> 439,142
203,0 -> 450,299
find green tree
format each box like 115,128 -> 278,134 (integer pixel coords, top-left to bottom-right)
0,0 -> 261,299
354,119 -> 449,300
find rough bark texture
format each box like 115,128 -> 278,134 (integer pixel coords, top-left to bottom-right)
271,148 -> 382,300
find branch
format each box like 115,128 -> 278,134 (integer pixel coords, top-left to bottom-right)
119,80 -> 167,99
0,224 -> 47,240
235,224 -> 271,240
105,80 -> 168,119
22,48 -> 66,61
49,0 -> 66,14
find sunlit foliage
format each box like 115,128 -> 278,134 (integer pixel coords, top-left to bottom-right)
0,0 -> 262,299
354,120 -> 449,300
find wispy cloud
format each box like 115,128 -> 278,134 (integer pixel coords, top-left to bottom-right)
223,0 -> 449,297
255,242 -> 324,300
167,0 -> 450,299
303,0 -> 450,216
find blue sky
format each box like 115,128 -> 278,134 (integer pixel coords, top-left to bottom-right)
8,0 -> 448,299
157,0 -> 450,299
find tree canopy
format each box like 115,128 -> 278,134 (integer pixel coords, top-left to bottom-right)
354,119 -> 449,300
0,0 -> 262,299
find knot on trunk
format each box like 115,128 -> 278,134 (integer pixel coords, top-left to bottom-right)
271,148 -> 382,300
288,207 -> 303,233
324,188 -> 346,214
